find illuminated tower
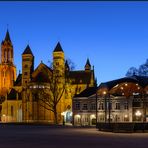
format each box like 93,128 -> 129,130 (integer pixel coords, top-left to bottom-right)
53,42 -> 65,79
53,42 -> 66,122
0,30 -> 16,95
22,45 -> 34,86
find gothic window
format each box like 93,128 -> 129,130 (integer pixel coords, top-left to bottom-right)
8,50 -> 11,61
3,78 -> 5,86
4,50 -> 7,62
24,72 -> 28,75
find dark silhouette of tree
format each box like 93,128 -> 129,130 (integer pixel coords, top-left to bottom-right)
126,59 -> 148,76
126,67 -> 139,76
139,59 -> 148,76
66,58 -> 76,71
48,58 -> 75,71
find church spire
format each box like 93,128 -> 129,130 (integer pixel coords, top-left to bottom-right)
4,29 -> 12,43
85,58 -> 91,71
1,30 -> 13,64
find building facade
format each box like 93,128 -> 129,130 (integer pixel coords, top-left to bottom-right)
73,75 -> 148,126
0,30 -> 96,124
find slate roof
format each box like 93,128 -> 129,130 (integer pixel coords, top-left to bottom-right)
53,42 -> 63,52
74,87 -> 97,97
68,70 -> 92,84
98,75 -> 148,91
14,74 -> 22,86
22,44 -> 34,55
7,88 -> 21,100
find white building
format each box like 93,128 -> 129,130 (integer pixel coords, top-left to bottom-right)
73,75 -> 148,126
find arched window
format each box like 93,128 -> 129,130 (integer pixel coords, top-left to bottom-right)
11,106 -> 14,117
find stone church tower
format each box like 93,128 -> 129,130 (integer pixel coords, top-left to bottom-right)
22,44 -> 34,86
0,30 -> 16,96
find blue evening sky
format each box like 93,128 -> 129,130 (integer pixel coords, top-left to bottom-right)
0,2 -> 148,85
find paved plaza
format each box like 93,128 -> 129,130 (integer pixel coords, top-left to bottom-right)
0,125 -> 148,148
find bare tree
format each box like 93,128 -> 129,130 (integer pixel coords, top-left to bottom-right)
126,59 -> 148,77
32,77 -> 65,124
48,58 -> 76,71
66,58 -> 76,71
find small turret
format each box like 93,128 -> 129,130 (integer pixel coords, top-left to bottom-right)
85,58 -> 91,71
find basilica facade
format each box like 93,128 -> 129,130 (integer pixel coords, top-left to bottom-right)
0,30 -> 96,124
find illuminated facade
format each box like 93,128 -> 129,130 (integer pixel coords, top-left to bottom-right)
0,31 -> 96,123
73,75 -> 148,126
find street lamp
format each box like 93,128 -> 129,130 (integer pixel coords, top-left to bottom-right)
135,110 -> 142,121
103,91 -> 107,123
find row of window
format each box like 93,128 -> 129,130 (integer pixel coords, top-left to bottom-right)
75,102 -> 129,110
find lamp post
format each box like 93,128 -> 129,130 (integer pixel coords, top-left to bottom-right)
103,91 -> 107,123
135,110 -> 142,121
108,94 -> 111,124
95,89 -> 98,128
